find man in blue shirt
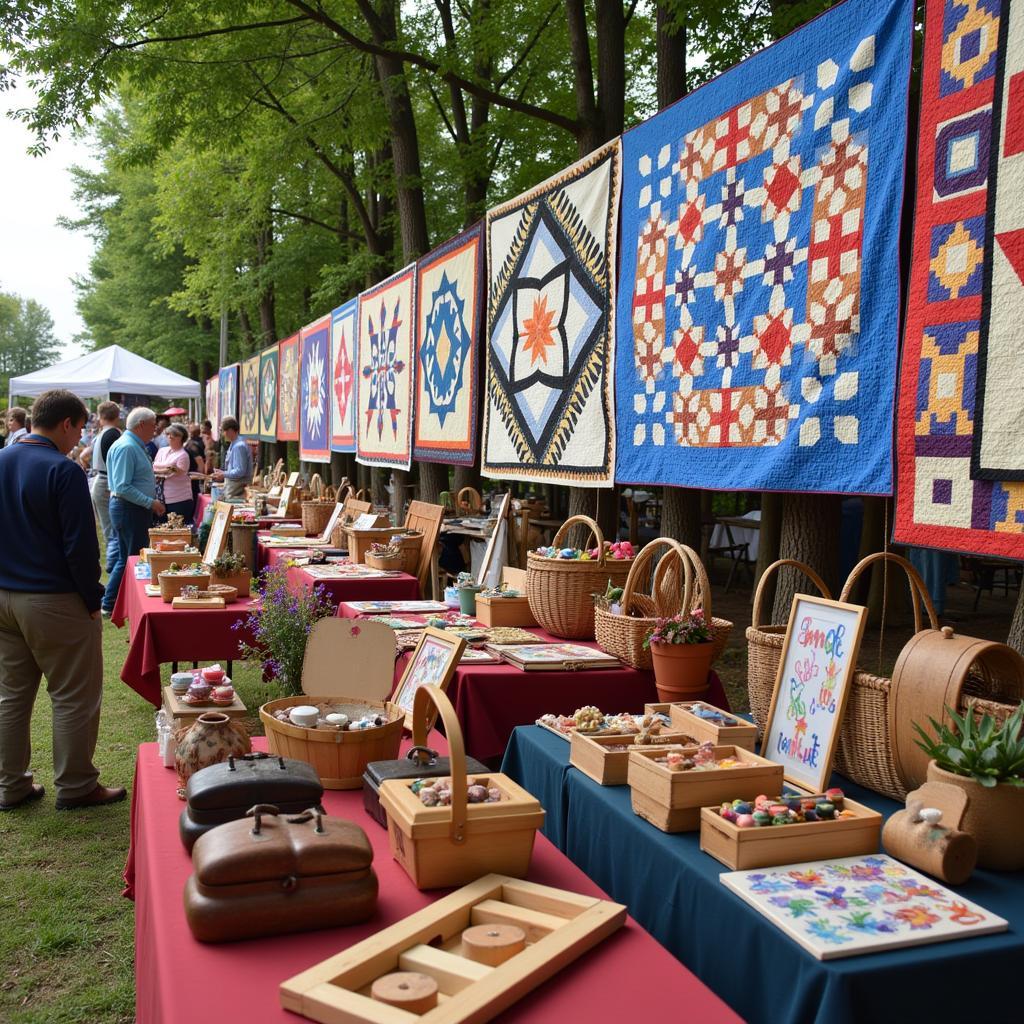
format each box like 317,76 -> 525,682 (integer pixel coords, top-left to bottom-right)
213,416 -> 252,500
0,389 -> 125,811
102,407 -> 166,615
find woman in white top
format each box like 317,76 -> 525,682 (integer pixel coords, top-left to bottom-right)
153,424 -> 195,524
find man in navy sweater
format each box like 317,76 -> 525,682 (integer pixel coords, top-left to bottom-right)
0,390 -> 125,811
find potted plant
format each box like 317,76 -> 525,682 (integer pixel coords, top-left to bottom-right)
456,571 -> 484,615
207,550 -> 253,597
915,702 -> 1024,870
643,610 -> 714,703
149,511 -> 192,547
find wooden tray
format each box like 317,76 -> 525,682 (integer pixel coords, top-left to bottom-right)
569,732 -> 695,786
645,701 -> 757,751
162,685 -> 247,724
280,874 -> 626,1024
172,596 -> 226,609
628,744 -> 783,833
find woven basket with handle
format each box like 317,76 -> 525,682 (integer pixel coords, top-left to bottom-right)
301,484 -> 337,536
745,559 -> 832,739
526,515 -> 634,639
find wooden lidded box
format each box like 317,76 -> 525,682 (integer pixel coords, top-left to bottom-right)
645,700 -> 757,751
628,745 -> 783,832
144,548 -> 202,578
379,686 -> 545,889
475,594 -> 537,628
570,732 -> 695,786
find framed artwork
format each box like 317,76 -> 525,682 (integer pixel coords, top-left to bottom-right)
218,363 -> 239,422
240,354 -> 260,438
202,501 -> 234,565
763,595 -> 867,793
330,299 -> 358,452
258,343 -> 279,442
271,483 -> 296,518
299,315 -> 332,463
392,627 -> 466,731
277,334 -> 300,441
476,491 -> 510,586
720,855 -> 1007,960
318,501 -> 345,543
206,375 -> 219,442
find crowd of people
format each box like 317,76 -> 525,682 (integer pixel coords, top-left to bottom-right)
0,389 -> 253,813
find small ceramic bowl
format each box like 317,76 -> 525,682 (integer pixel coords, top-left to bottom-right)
325,712 -> 349,727
201,666 -> 225,684
170,672 -> 194,695
211,685 -> 235,706
289,705 -> 320,729
187,680 -> 212,701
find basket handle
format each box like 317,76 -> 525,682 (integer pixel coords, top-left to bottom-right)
322,484 -> 337,502
308,473 -> 324,498
456,486 -> 482,514
839,552 -> 938,634
551,515 -> 606,566
412,685 -> 467,845
651,544 -> 713,622
752,559 -> 832,629
354,488 -> 370,503
621,538 -> 693,617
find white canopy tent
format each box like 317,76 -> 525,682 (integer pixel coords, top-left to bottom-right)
8,345 -> 201,417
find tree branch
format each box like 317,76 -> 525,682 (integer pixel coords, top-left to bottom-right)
495,0 -> 561,91
108,15 -> 311,52
425,79 -> 458,143
270,206 -> 362,242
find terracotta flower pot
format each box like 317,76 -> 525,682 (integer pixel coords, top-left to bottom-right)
926,761 -> 1024,871
174,712 -> 251,799
650,641 -> 715,702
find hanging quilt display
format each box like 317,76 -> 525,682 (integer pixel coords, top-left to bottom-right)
239,354 -> 260,438
483,140 -> 621,487
356,264 -> 415,470
615,0 -> 913,495
299,315 -> 332,463
330,299 -> 358,453
258,343 -> 279,442
205,375 -> 219,442
895,0 -> 1024,558
277,333 -> 300,442
414,225 -> 484,465
218,363 -> 239,423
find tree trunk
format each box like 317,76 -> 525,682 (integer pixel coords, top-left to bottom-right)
771,494 -> 841,622
391,468 -> 409,522
1008,588 -> 1024,654
753,492 -> 783,611
452,464 -> 480,496
419,461 -> 449,507
661,487 -> 702,551
255,227 -> 277,345
594,0 -> 625,144
371,467 -> 389,508
565,0 -> 600,155
656,2 -> 687,107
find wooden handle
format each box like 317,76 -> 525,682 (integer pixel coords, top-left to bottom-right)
551,515 -> 606,566
413,685 -> 468,845
651,544 -> 713,622
456,486 -> 482,512
840,552 -> 938,633
308,473 -> 323,498
354,488 -> 369,503
752,559 -> 831,629
620,538 -> 692,617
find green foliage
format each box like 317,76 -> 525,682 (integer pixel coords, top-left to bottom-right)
0,290 -> 61,397
913,702 -> 1024,788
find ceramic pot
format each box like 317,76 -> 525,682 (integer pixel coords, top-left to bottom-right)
926,761 -> 1024,871
174,712 -> 251,799
458,585 -> 484,616
650,642 -> 715,703
229,523 -> 260,574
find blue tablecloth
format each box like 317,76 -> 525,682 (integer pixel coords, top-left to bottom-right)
502,725 -> 1024,1024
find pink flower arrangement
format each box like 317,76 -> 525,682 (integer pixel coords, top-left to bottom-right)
643,610 -> 711,649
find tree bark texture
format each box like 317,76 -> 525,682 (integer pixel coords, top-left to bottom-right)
371,467 -> 389,508
1008,588 -> 1024,654
771,493 -> 841,623
661,487 -> 702,551
418,461 -> 449,508
753,492 -> 782,611
656,2 -> 687,107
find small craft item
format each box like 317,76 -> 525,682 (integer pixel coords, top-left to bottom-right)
647,700 -> 757,752
425,611 -> 477,629
719,855 -> 1007,961
178,751 -> 323,852
344,600 -> 449,614
461,923 -> 526,966
210,684 -> 236,707
183,677 -> 213,705
444,584 -> 461,608
289,705 -> 320,728
156,708 -> 175,768
158,565 -> 211,602
478,626 -> 539,645
280,874 -> 626,1023
170,671 -> 194,696
394,629 -> 425,651
173,711 -> 251,799
570,720 -> 697,786
367,615 -> 427,629
411,776 -> 503,807
202,665 -> 225,684
370,972 -> 437,1013
536,708 -> 672,740
184,805 -> 377,942
881,781 -> 978,885
459,647 -> 500,663
488,643 -> 620,672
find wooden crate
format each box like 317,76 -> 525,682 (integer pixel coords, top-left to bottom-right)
475,594 -> 537,628
627,745 -> 783,833
148,527 -> 193,548
699,795 -> 883,870
344,523 -> 412,564
645,701 -> 757,751
157,572 -> 211,602
569,732 -> 695,786
162,686 -> 247,726
280,874 -> 625,1024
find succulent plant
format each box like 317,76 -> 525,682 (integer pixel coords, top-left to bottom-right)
914,701 -> 1024,788
210,551 -> 248,576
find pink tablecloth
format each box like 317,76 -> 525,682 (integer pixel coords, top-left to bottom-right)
194,491 -> 211,524
285,565 -> 420,605
111,557 -> 257,707
337,608 -> 729,762
126,738 -> 739,1024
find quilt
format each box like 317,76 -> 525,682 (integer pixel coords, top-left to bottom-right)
330,299 -> 358,453
299,315 -> 331,463
218,363 -> 239,424
277,333 -> 300,442
240,354 -> 260,438
258,343 -> 278,442
356,265 -> 416,470
205,375 -> 219,441
615,0 -> 913,495
482,140 -> 621,487
414,225 -> 484,465
894,0 -> 1024,557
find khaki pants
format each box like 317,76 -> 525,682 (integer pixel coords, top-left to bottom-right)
222,478 -> 246,500
0,589 -> 103,803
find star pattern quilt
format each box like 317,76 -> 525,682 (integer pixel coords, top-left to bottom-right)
299,315 -> 331,463
240,354 -> 260,438
277,334 -> 299,442
258,343 -> 278,442
483,140 -> 621,487
615,0 -> 913,495
330,299 -> 358,453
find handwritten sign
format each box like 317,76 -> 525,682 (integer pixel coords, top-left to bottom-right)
763,595 -> 866,793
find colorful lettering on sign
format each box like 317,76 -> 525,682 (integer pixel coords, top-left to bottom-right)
797,616 -> 846,659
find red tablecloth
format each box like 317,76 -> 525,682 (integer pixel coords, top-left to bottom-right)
111,556 -> 258,707
126,738 -> 739,1024
258,537 -> 335,571
195,491 -> 211,523
337,608 -> 729,762
285,565 -> 420,605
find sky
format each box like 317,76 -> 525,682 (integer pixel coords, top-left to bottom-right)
0,78 -> 97,362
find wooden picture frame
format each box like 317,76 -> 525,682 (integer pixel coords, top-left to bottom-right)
476,491 -> 511,586
272,483 -> 296,518
762,594 -> 867,794
317,501 -> 345,543
202,501 -> 234,565
392,627 -> 466,731
286,471 -> 300,487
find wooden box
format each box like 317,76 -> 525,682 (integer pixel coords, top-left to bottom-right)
280,874 -> 625,1024
645,701 -> 757,751
344,523 -> 410,563
162,685 -> 247,725
475,594 -> 537,628
699,795 -> 883,870
172,596 -> 226,609
142,549 -> 202,577
628,745 -> 783,833
157,571 -> 211,603
148,527 -> 192,548
569,732 -> 695,786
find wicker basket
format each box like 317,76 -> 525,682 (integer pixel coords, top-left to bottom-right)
526,516 -> 635,639
745,559 -> 832,739
158,571 -> 211,603
301,485 -> 338,536
365,551 -> 405,571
